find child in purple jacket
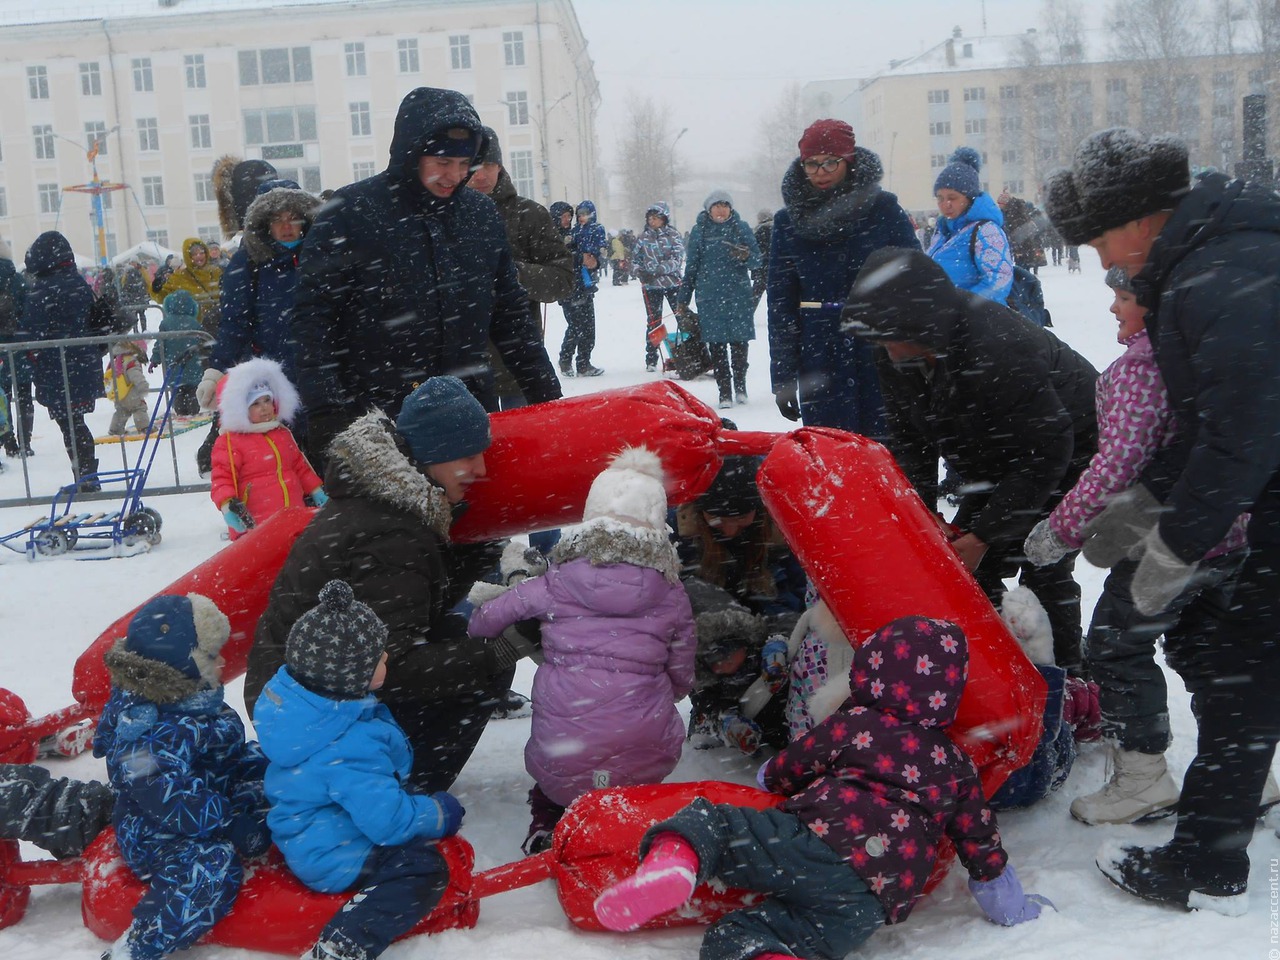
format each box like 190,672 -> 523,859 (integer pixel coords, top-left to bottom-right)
468,447 -> 696,854
594,616 -> 1047,960
1023,266 -> 1252,826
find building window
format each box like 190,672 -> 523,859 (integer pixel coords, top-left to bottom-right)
38,183 -> 60,214
1106,107 -> 1128,125
239,48 -> 312,85
1002,180 -> 1025,195
964,118 -> 987,135
276,165 -> 322,193
243,106 -> 318,146
1000,115 -> 1022,133
0,188 -> 8,219
1213,101 -> 1232,119
27,66 -> 49,100
85,121 -> 109,155
133,58 -> 154,92
450,35 -> 471,70
509,149 -> 534,196
33,125 -> 55,160
506,91 -> 530,126
185,54 -> 206,89
999,84 -> 1019,100
79,62 -> 102,96
137,118 -> 160,152
197,225 -> 221,243
930,153 -> 948,168
1001,148 -> 1022,164
349,102 -> 371,137
142,176 -> 165,207
353,161 -> 377,180
504,31 -> 525,66
928,121 -> 951,136
398,38 -> 419,73
193,173 -> 215,202
963,86 -> 985,101
345,42 -> 366,77
1105,77 -> 1127,94
927,89 -> 950,104
189,115 -> 212,150
146,229 -> 169,248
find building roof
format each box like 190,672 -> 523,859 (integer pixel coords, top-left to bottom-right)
0,0 -> 518,28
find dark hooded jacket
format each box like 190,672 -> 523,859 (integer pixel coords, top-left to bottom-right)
211,181 -> 322,375
843,248 -> 1098,548
489,168 -> 575,303
1132,172 -> 1280,557
245,412 -> 505,718
288,87 -> 560,421
21,232 -> 103,414
767,148 -> 919,435
762,616 -> 1007,925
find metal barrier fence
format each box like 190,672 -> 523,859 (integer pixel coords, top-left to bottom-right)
1,329 -> 214,509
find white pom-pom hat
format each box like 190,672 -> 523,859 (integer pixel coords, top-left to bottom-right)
581,446 -> 669,532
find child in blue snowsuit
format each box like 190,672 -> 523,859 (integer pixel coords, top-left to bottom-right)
254,580 -> 465,960
94,593 -> 270,960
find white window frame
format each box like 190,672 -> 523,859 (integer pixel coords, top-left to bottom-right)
27,66 -> 49,100
137,118 -> 160,152
80,62 -> 102,96
345,42 -> 367,77
185,54 -> 207,89
398,38 -> 419,73
142,176 -> 165,207
190,114 -> 212,150
132,57 -> 154,92
349,102 -> 372,137
450,35 -> 471,70
503,31 -> 525,66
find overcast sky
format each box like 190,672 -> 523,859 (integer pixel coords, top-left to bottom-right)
574,0 -> 1112,169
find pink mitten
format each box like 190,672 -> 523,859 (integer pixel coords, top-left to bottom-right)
1063,676 -> 1102,743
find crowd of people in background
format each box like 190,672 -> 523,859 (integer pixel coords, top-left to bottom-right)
1,79 -> 1279,960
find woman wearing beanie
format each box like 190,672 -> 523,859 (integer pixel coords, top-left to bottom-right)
766,118 -> 917,435
246,375 -> 521,793
676,190 -> 762,408
926,147 -> 1014,304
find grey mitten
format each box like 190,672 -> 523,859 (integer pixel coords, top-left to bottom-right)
1130,528 -> 1198,617
1022,519 -> 1071,567
1080,486 -> 1164,569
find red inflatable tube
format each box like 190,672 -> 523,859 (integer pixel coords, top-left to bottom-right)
75,829 -> 477,954
472,781 -> 784,931
757,427 -> 1047,797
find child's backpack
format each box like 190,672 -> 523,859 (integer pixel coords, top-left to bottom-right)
969,221 -> 1052,327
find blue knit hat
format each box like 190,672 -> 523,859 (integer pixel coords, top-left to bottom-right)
105,593 -> 231,701
395,376 -> 491,464
933,146 -> 983,200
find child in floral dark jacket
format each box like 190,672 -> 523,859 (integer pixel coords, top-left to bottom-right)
94,593 -> 270,960
595,616 -> 1048,960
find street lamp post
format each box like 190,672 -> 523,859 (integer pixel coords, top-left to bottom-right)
668,127 -> 688,205
537,92 -> 571,199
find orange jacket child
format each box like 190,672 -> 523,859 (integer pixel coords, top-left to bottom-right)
210,357 -> 325,540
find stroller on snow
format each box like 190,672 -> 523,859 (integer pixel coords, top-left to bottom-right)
648,309 -> 712,381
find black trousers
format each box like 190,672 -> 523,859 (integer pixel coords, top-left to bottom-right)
559,295 -> 596,371
709,342 -> 749,401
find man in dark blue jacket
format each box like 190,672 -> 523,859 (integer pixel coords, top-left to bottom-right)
290,87 -> 561,464
1045,127 -> 1280,915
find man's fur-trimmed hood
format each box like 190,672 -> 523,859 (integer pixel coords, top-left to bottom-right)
325,411 -> 453,535
551,519 -> 681,582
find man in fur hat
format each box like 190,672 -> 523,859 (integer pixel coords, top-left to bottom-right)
287,88 -> 561,466
1044,127 -> 1280,915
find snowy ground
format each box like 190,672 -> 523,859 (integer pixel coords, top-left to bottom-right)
2,255 -> 1278,960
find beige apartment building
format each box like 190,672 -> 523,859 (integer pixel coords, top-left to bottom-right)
806,27 -> 1271,216
0,0 -> 599,262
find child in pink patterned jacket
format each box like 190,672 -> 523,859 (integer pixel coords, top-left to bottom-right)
1022,266 -> 1251,827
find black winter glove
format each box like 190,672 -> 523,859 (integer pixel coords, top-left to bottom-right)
774,385 -> 800,422
485,626 -> 539,673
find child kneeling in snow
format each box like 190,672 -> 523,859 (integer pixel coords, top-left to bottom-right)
210,357 -> 325,539
94,594 -> 270,960
255,580 -> 464,960
468,447 -> 696,855
595,616 -> 1049,959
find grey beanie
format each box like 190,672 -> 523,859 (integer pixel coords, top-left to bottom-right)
1104,266 -> 1134,292
286,580 -> 388,700
703,190 -> 733,214
1044,128 -> 1190,245
479,125 -> 503,166
395,375 -> 491,465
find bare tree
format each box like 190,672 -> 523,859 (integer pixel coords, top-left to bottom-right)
745,83 -> 807,212
1107,0 -> 1205,142
614,94 -> 686,227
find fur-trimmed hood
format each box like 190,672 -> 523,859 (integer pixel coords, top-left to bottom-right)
103,593 -> 230,705
551,519 -> 681,582
325,410 -> 453,535
213,155 -> 279,238
241,186 -> 322,265
217,356 -> 301,430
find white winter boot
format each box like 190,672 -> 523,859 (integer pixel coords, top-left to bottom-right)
1070,748 -> 1180,825
1260,769 -> 1279,817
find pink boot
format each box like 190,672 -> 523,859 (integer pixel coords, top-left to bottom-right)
594,832 -> 700,931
